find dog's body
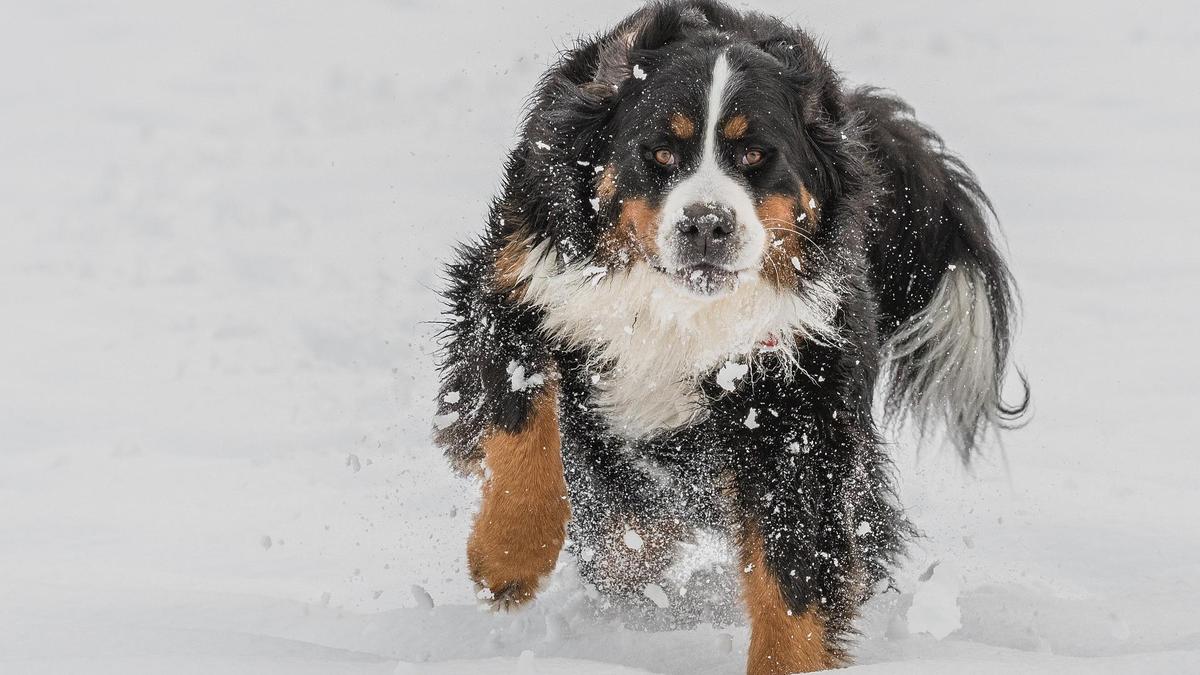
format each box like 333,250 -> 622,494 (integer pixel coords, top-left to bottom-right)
434,2 -> 1025,671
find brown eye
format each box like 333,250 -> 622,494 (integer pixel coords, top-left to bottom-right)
653,148 -> 676,167
741,148 -> 765,167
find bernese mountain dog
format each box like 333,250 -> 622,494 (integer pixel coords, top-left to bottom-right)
433,1 -> 1027,672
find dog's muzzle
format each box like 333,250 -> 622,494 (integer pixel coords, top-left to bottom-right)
662,201 -> 748,296
673,201 -> 738,267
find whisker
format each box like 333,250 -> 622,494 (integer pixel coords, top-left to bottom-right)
759,222 -> 831,264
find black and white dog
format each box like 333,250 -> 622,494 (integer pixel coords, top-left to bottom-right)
434,2 -> 1026,671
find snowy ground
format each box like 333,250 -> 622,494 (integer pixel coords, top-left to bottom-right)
2,1 -> 1198,673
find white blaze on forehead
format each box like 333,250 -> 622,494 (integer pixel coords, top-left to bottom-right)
700,51 -> 734,166
657,51 -> 766,273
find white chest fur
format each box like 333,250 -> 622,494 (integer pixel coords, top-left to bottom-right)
515,243 -> 841,438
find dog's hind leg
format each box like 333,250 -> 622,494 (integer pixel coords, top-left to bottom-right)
571,509 -> 684,597
562,452 -> 679,597
467,382 -> 570,611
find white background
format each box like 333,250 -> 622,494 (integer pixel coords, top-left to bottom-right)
1,1 -> 1198,672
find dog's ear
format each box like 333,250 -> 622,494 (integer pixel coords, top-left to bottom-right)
756,38 -> 841,123
587,5 -> 686,95
589,25 -> 641,93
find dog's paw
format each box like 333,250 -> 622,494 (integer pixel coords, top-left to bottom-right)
475,578 -> 539,612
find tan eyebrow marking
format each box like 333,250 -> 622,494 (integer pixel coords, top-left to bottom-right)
669,112 -> 695,139
722,114 -> 749,139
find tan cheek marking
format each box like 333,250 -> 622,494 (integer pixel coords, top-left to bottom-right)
756,194 -> 803,288
739,524 -> 842,674
669,112 -> 695,139
595,165 -> 618,203
467,382 -> 569,610
723,114 -> 749,140
592,167 -> 655,267
618,197 -> 662,260
592,166 -> 630,265
798,184 -> 820,227
595,196 -> 661,267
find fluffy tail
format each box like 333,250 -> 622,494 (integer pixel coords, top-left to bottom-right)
849,87 -> 1029,462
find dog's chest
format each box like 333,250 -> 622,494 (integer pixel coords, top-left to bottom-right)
587,354 -> 710,439
530,268 -> 787,438
520,256 -> 839,439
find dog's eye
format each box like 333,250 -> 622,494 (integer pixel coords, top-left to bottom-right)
652,148 -> 677,167
740,148 -> 765,168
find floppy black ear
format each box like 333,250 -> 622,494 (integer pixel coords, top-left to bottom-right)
591,25 -> 641,92
589,4 -> 687,93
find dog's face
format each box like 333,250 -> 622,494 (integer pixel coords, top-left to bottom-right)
592,40 -> 828,298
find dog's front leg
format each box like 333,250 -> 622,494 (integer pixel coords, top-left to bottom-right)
735,517 -> 843,675
729,424 -> 865,674
467,382 -> 569,610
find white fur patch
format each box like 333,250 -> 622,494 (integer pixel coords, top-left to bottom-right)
514,241 -> 841,438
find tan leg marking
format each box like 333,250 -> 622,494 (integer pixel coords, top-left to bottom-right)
467,383 -> 569,611
739,525 -> 842,674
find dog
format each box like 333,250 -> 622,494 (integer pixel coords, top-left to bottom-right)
433,2 -> 1027,672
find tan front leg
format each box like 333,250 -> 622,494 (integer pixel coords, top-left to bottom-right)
739,525 -> 843,674
467,384 -> 569,610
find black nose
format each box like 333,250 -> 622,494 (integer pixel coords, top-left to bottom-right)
675,202 -> 737,264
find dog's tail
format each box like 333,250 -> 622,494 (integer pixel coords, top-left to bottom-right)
849,87 -> 1029,462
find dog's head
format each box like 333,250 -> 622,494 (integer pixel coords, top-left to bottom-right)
515,5 -> 860,301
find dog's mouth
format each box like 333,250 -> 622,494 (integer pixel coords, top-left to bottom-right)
660,263 -> 745,297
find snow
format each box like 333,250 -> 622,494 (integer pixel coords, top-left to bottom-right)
643,584 -> 672,609
715,360 -> 750,391
508,361 -> 546,393
1,1 -> 1199,674
904,563 -> 962,640
624,529 -> 646,551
